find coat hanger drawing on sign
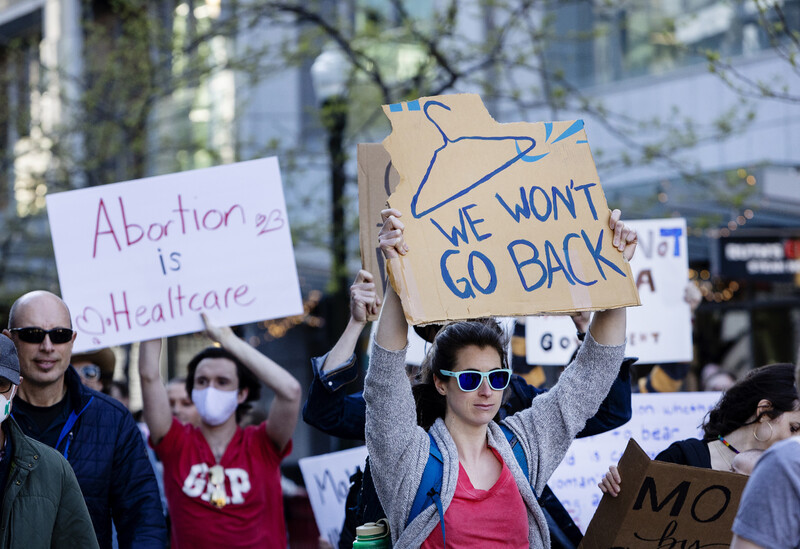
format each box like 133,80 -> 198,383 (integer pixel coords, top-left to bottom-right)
408,100 -> 585,219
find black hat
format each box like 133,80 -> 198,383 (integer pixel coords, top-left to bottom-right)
0,334 -> 21,385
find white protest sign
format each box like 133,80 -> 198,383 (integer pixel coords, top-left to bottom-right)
524,315 -> 579,366
626,218 -> 692,363
526,218 -> 691,365
299,445 -> 368,547
548,391 -> 721,533
46,158 -> 303,352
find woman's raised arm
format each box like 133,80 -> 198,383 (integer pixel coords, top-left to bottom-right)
375,208 -> 410,351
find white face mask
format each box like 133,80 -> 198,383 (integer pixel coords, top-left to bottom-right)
0,385 -> 17,423
192,387 -> 239,426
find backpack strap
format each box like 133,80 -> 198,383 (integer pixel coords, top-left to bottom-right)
538,485 -> 582,549
407,433 -> 447,545
407,426 -> 536,546
501,423 -> 580,547
499,423 -> 537,497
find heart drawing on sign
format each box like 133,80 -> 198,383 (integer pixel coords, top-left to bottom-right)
75,307 -> 107,336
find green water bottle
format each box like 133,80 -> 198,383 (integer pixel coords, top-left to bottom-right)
352,518 -> 391,548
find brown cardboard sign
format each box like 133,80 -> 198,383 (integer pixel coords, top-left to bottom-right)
357,143 -> 400,319
381,94 -> 640,325
579,439 -> 748,549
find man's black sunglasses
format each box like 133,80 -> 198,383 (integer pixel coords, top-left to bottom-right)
10,327 -> 74,344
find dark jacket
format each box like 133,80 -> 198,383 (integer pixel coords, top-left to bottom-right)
303,352 -> 634,549
303,353 -> 633,441
655,438 -> 711,468
13,367 -> 167,549
0,416 -> 99,549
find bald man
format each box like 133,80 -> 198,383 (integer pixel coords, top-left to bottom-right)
4,291 -> 166,549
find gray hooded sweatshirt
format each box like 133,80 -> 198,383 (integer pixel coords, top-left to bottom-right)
364,330 -> 625,548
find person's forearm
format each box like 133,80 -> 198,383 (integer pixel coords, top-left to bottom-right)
375,284 -> 407,351
588,307 -> 626,345
218,332 -> 301,402
322,317 -> 366,374
138,339 -> 163,384
138,339 -> 172,442
578,370 -> 632,437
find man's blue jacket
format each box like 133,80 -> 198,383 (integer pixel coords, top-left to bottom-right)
13,366 -> 167,549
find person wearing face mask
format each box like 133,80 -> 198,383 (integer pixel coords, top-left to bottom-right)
0,334 -> 99,548
138,314 -> 302,549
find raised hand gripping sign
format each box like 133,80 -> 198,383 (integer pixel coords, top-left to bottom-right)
381,94 -> 640,324
46,157 -> 303,352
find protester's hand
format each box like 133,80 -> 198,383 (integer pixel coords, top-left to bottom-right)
609,209 -> 638,261
351,270 -> 381,322
570,311 -> 591,334
598,465 -> 621,497
379,208 -> 408,259
684,282 -> 702,312
201,313 -> 235,345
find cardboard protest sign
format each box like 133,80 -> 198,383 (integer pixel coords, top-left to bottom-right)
299,446 -> 368,547
381,94 -> 640,324
357,143 -> 400,318
526,218 -> 692,365
579,438 -> 747,549
46,157 -> 303,352
549,391 -> 722,533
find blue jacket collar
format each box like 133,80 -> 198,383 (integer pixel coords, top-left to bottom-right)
64,365 -> 94,412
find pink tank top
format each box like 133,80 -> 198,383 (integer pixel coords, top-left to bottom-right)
421,447 -> 529,548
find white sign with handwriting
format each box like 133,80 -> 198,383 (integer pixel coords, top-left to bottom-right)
299,445 -> 369,547
46,158 -> 303,352
548,391 -> 721,533
526,218 -> 691,365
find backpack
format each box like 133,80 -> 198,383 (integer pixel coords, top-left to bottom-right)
338,458 -> 385,549
406,423 -> 533,546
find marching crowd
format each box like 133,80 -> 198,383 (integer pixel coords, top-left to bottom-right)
0,207 -> 797,548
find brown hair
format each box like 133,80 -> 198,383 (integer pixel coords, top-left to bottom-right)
702,363 -> 798,441
412,318 -> 508,430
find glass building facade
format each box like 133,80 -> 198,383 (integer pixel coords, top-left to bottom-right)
546,0 -> 800,87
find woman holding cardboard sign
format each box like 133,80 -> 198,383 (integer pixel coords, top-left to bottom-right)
599,362 -> 800,495
365,207 -> 638,548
